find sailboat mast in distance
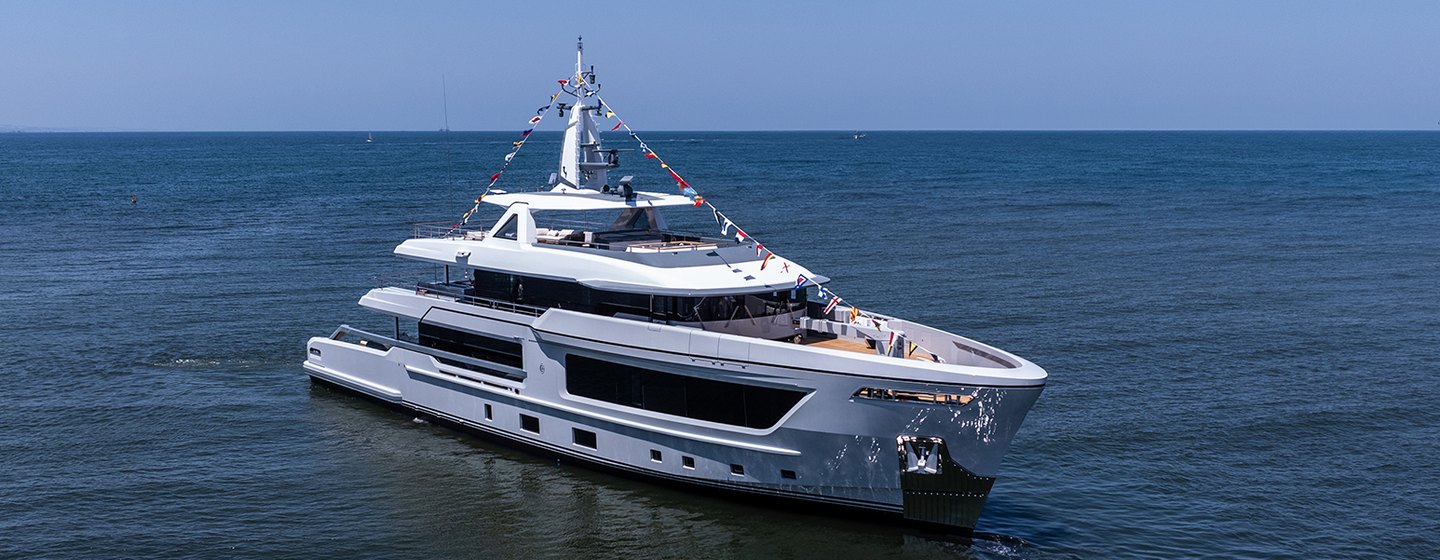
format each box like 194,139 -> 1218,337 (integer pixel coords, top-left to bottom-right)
441,74 -> 451,133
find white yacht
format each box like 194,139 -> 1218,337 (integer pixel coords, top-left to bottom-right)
304,42 -> 1047,533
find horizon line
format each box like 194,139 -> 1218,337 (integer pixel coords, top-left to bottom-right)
5,128 -> 1439,134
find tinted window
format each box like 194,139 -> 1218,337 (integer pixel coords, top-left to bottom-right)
565,355 -> 805,429
573,428 -> 597,449
470,270 -> 514,301
656,290 -> 808,323
418,322 -> 524,368
494,216 -> 519,240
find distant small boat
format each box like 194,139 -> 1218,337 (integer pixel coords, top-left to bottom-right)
852,132 -> 866,139
366,132 -> 374,143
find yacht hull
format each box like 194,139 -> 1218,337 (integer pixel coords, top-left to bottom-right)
303,307 -> 1042,533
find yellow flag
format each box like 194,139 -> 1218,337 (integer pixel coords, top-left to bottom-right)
660,163 -> 668,168
849,306 -> 860,322
606,111 -> 615,118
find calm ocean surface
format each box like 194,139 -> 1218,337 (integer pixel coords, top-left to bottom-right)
1,131 -> 1437,559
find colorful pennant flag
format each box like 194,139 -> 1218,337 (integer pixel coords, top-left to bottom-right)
490,172 -> 502,182
529,116 -> 542,124
597,92 -> 877,334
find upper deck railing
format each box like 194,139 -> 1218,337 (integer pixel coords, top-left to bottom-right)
413,222 -> 486,240
412,281 -> 547,317
410,220 -> 728,253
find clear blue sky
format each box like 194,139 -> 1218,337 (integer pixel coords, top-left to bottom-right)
2,1 -> 1436,131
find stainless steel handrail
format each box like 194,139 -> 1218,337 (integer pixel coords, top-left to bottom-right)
413,222 -> 486,240
411,282 -> 548,317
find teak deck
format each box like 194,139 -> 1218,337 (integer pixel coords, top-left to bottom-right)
799,335 -> 940,362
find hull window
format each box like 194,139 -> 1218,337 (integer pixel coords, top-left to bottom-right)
852,387 -> 976,407
573,428 -> 597,449
565,355 -> 805,429
520,414 -> 540,433
418,322 -> 524,368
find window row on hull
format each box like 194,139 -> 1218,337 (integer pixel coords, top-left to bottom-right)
418,322 -> 525,369
852,386 -> 976,407
565,354 -> 806,429
411,320 -> 806,430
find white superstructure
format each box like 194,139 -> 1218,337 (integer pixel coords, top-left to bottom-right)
304,41 -> 1046,533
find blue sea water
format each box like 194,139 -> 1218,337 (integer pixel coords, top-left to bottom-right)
1,131 -> 1437,559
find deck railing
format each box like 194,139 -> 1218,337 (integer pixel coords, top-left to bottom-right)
412,281 -> 547,317
412,222 -> 486,240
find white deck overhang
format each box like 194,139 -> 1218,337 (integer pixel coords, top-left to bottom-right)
482,188 -> 695,210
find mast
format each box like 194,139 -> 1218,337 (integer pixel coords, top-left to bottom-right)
556,36 -> 611,191
441,74 -> 451,132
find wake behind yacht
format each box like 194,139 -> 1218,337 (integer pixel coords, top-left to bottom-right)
304,40 -> 1046,533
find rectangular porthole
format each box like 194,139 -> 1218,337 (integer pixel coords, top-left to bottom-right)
730,464 -> 745,476
572,428 -> 597,449
520,414 -> 539,433
781,469 -> 797,480
484,404 -> 493,420
650,449 -> 663,462
682,456 -> 695,470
